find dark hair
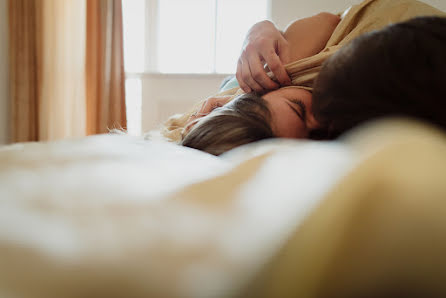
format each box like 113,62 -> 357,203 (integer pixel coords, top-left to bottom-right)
181,93 -> 274,155
313,16 -> 446,138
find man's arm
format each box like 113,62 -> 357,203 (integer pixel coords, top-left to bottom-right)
236,13 -> 340,93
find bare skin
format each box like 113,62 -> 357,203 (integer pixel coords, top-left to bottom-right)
262,86 -> 319,138
237,12 -> 341,93
185,87 -> 319,138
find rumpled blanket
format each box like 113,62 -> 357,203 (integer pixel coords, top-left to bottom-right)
0,133 -> 353,298
2,118 -> 446,297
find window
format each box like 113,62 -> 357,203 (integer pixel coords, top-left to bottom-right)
122,0 -> 146,73
122,0 -> 269,134
123,0 -> 269,74
122,0 -> 144,135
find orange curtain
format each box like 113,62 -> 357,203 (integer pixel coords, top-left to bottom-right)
86,0 -> 127,135
8,0 -> 39,142
8,0 -> 126,142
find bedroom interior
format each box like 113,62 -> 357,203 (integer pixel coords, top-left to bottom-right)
1,0 -> 446,297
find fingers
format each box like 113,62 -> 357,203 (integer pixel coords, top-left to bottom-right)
236,52 -> 279,93
236,60 -> 251,93
262,47 -> 291,86
236,39 -> 290,92
247,52 -> 280,91
185,96 -> 231,132
277,36 -> 291,65
236,57 -> 263,93
196,96 -> 232,117
187,100 -> 207,123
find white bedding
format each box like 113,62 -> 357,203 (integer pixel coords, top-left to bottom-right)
0,134 -> 355,298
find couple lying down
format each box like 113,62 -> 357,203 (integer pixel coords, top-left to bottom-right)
161,0 -> 446,156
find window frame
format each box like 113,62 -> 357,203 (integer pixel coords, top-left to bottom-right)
122,0 -> 272,135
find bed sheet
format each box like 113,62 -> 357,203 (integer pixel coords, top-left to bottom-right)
0,134 -> 354,298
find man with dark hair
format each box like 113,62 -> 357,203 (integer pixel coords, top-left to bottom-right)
313,17 -> 446,138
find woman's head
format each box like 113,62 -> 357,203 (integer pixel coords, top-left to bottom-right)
180,93 -> 273,155
181,87 -> 320,155
312,16 -> 446,138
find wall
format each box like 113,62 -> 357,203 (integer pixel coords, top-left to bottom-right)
271,0 -> 361,28
140,74 -> 228,132
271,0 -> 446,28
0,0 -> 8,144
423,0 -> 446,11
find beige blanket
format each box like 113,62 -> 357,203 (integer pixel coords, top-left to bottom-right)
239,119 -> 446,298
0,133 -> 354,298
1,119 -> 446,297
163,0 -> 446,142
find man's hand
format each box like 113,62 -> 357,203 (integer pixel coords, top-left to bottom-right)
236,20 -> 291,93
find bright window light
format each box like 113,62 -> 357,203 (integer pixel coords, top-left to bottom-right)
158,0 -> 216,73
122,0 -> 269,73
122,0 -> 145,72
125,78 -> 142,135
215,0 -> 268,73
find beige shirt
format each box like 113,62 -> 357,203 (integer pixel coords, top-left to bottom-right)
285,0 -> 446,89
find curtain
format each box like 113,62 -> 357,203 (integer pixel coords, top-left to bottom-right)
8,0 -> 126,142
8,0 -> 39,142
86,0 -> 127,135
38,0 -> 87,140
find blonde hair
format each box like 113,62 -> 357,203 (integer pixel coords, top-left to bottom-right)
180,93 -> 274,156
161,87 -> 244,142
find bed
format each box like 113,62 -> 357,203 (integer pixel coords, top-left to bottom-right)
1,118 -> 446,297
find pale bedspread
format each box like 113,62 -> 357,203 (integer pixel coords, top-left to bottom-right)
0,134 -> 354,298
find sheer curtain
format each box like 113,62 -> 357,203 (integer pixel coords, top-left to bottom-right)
8,0 -> 126,142
38,0 -> 87,140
